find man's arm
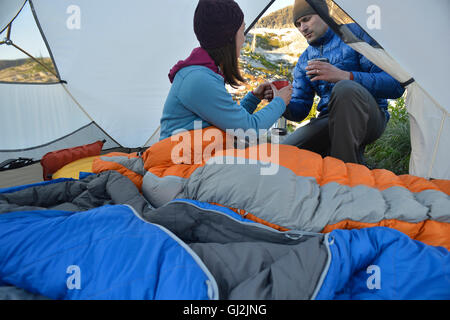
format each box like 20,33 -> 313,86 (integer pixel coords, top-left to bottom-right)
349,24 -> 405,99
284,53 -> 315,122
352,60 -> 405,99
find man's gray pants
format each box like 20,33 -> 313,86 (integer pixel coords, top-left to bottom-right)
282,80 -> 387,164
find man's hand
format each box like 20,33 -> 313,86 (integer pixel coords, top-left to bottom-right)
306,61 -> 351,83
252,81 -> 274,101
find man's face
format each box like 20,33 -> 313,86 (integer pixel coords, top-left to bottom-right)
295,14 -> 328,44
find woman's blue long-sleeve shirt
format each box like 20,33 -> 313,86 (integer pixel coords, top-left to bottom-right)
160,65 -> 286,140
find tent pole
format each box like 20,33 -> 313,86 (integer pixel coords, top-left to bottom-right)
7,41 -> 59,78
142,126 -> 161,148
245,0 -> 276,35
59,83 -> 124,148
6,23 -> 12,40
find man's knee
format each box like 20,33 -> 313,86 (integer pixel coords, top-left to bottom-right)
331,80 -> 363,98
329,80 -> 372,115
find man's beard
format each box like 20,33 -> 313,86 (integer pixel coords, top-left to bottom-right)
307,37 -> 320,45
306,28 -> 328,46
303,31 -> 318,45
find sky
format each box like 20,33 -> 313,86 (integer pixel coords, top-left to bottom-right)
263,0 -> 294,16
0,2 -> 50,60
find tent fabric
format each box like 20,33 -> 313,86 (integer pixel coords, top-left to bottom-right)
0,82 -> 120,163
406,82 -> 449,179
0,83 -> 91,151
0,0 -> 26,34
28,0 -> 274,148
0,122 -> 119,164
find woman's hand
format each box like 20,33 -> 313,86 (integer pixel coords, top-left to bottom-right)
252,81 -> 274,101
270,83 -> 293,106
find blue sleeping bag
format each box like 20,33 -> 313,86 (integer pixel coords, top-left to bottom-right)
0,204 -> 218,300
317,228 -> 450,300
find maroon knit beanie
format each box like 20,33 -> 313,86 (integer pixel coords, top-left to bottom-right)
194,0 -> 244,49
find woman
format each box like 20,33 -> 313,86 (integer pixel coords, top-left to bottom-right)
159,0 -> 293,141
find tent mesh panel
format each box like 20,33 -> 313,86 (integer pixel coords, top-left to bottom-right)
0,1 -> 60,84
0,122 -> 120,163
305,0 -> 382,48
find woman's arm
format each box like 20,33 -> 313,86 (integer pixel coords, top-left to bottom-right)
178,70 -> 286,132
239,92 -> 261,114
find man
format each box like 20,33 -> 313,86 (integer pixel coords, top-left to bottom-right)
282,0 -> 405,164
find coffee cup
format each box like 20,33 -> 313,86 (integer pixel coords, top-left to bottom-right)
269,127 -> 288,144
271,127 -> 287,136
307,58 -> 329,78
308,57 -> 329,64
271,80 -> 290,90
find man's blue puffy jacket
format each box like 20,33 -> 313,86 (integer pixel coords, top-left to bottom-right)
285,25 -> 405,123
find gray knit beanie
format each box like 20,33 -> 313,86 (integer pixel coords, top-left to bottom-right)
292,0 -> 329,25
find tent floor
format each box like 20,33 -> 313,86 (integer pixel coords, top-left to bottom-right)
0,163 -> 43,189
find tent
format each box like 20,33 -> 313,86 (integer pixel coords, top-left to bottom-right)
0,0 -> 449,179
